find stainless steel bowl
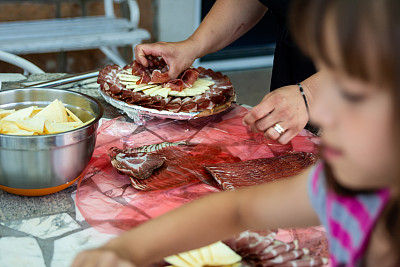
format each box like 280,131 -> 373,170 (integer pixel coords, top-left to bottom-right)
0,88 -> 103,195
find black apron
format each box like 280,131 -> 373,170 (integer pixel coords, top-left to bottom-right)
259,0 -> 316,91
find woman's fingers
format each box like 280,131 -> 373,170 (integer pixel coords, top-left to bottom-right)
243,85 -> 309,144
134,41 -> 197,79
243,96 -> 274,127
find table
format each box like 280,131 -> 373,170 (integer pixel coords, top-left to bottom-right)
0,73 -> 121,267
0,74 -> 325,267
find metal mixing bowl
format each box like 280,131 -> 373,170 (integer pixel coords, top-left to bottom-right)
0,88 -> 103,195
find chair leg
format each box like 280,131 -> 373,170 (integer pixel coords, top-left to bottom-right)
0,50 -> 44,74
99,46 -> 127,66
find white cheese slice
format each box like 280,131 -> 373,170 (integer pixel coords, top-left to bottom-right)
187,250 -> 204,265
164,255 -> 194,267
168,89 -> 180,96
195,78 -> 215,86
149,86 -> 166,96
132,84 -> 157,92
117,74 -> 140,82
156,87 -> 170,98
182,89 -> 204,97
143,86 -> 162,95
175,90 -> 187,97
3,106 -> 34,121
209,241 -> 242,265
198,246 -> 213,265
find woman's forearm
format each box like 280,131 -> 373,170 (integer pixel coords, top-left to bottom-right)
188,0 -> 268,59
301,71 -> 323,109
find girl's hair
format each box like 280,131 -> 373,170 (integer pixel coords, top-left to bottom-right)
290,0 -> 400,264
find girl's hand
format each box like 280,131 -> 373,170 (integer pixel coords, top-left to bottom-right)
242,85 -> 309,144
134,40 -> 198,79
71,246 -> 135,267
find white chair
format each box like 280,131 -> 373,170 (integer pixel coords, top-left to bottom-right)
0,0 -> 150,67
0,50 -> 45,74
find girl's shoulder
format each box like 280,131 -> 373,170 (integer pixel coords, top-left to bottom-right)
308,161 -> 390,266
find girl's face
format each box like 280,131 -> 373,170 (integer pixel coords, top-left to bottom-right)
311,68 -> 396,190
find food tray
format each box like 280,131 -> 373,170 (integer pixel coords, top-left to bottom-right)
99,87 -> 235,124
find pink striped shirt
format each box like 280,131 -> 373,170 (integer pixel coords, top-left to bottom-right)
308,161 -> 390,266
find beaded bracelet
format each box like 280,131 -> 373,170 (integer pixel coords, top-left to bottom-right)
297,83 -> 309,113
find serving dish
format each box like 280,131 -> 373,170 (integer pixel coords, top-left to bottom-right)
0,88 -> 103,196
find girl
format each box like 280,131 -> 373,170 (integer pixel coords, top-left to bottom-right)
72,0 -> 400,266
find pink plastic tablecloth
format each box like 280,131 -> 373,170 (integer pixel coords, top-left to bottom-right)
76,105 -> 320,236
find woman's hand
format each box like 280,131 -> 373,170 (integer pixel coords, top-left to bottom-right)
242,84 -> 310,144
134,40 -> 198,79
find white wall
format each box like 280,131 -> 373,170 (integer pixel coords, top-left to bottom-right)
155,0 -> 200,42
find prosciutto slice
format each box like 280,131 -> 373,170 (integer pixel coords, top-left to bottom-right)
108,143 -> 240,191
181,69 -> 199,88
109,148 -> 165,179
165,79 -> 185,92
205,152 -> 318,190
223,230 -> 328,267
150,69 -> 170,84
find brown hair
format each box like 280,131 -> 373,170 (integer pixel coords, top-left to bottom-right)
290,0 -> 400,264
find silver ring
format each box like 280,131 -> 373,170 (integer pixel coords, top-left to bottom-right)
273,123 -> 285,135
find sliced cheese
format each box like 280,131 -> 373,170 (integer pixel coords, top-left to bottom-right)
152,87 -> 170,98
15,116 -> 45,134
57,100 -> 69,123
142,86 -> 162,95
0,120 -> 22,133
191,84 -> 211,91
0,109 -> 15,119
198,245 -> 213,265
132,84 -> 157,92
168,89 -> 180,96
164,254 -> 194,267
66,108 -> 83,123
34,99 -> 65,123
4,129 -> 35,136
187,250 -> 204,266
3,106 -> 34,121
178,253 -> 202,267
117,74 -> 140,82
44,121 -> 75,134
195,78 -> 215,86
183,88 -> 206,97
117,73 -> 214,97
209,241 -> 242,266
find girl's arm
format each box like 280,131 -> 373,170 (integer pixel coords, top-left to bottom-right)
72,166 -> 319,267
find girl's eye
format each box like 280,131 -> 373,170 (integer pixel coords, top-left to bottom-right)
339,88 -> 366,103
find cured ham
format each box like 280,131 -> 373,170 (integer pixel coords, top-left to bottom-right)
109,148 -> 165,179
108,142 -> 240,191
205,152 -> 318,190
136,72 -> 151,85
97,58 -> 235,114
181,69 -> 199,88
165,79 -> 185,92
180,97 -> 198,113
164,97 -> 182,113
223,230 -> 328,267
150,69 -> 170,84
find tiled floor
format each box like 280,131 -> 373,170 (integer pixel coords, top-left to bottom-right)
226,68 -> 272,107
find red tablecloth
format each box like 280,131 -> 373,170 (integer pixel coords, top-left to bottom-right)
76,105 -> 319,234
